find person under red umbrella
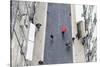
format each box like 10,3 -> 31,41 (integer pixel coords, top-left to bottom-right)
61,24 -> 68,39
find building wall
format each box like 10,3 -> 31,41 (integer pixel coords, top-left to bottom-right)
75,5 -> 86,38
72,4 -> 97,62
71,5 -> 77,38
71,5 -> 86,63
31,2 -> 48,65
85,5 -> 97,62
74,5 -> 97,62
11,1 -> 48,66
11,1 -> 34,66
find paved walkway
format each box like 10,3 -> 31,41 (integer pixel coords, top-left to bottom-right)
44,3 -> 73,64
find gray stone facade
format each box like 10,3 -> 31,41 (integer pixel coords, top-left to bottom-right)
10,1 -> 48,66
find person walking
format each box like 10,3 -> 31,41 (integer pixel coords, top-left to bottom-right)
65,40 -> 70,47
61,24 -> 68,39
65,40 -> 71,50
72,37 -> 75,43
38,60 -> 44,65
50,34 -> 54,43
50,34 -> 53,39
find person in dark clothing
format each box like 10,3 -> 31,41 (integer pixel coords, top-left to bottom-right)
50,34 -> 54,40
65,40 -> 70,47
72,37 -> 75,42
61,24 -> 68,39
36,23 -> 42,31
62,31 -> 64,38
65,41 -> 71,50
38,60 -> 44,65
65,42 -> 69,47
50,34 -> 54,44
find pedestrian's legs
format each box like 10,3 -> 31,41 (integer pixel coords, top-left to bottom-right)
62,32 -> 64,39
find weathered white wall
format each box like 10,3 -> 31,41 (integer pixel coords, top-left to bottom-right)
32,2 -> 48,65
71,5 -> 86,63
88,5 -> 97,62
11,1 -> 35,66
71,5 -> 77,38
75,5 -> 84,23
11,1 -> 48,66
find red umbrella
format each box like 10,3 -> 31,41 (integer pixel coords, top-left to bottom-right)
61,24 -> 68,33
